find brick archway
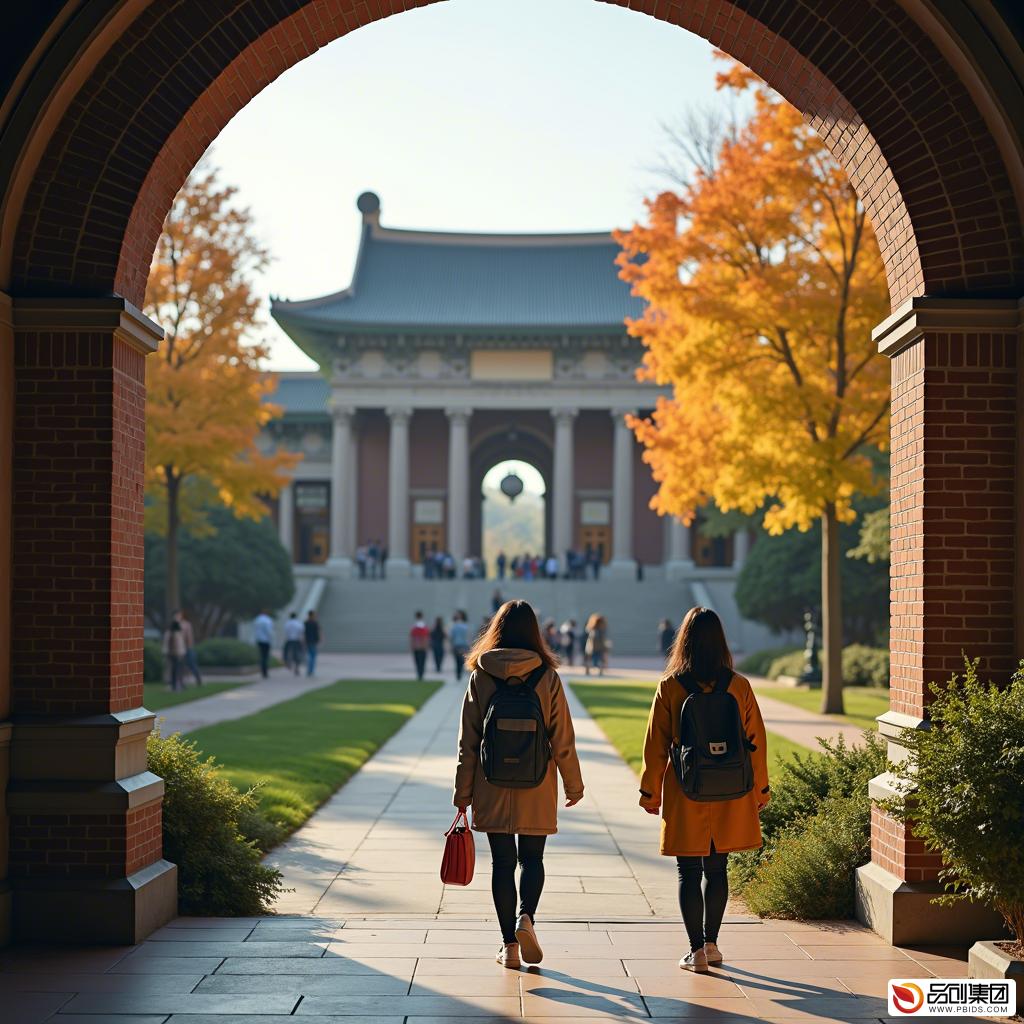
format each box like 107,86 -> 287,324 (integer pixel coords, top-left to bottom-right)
0,1 -> 1022,946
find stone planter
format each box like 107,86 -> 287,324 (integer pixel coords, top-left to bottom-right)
968,940 -> 1024,1013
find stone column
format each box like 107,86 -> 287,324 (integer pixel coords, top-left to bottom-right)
346,422 -> 359,556
607,408 -> 636,579
387,407 -> 412,574
328,403 -> 354,574
855,297 -> 1019,946
552,408 -> 577,569
733,527 -> 750,570
446,408 -> 471,563
7,297 -> 176,944
278,482 -> 294,560
664,517 -> 694,581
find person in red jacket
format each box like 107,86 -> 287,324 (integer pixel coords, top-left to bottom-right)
409,612 -> 430,680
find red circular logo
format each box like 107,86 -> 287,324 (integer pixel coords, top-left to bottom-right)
891,982 -> 925,1013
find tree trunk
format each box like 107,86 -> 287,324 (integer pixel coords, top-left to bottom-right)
820,502 -> 845,714
165,473 -> 181,624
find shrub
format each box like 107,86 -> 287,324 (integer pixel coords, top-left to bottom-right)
767,649 -> 806,680
842,644 -> 889,687
144,639 -> 164,683
883,658 -> 1024,945
743,793 -> 871,919
195,637 -> 259,667
148,731 -> 284,915
730,731 -> 887,908
738,647 -> 800,677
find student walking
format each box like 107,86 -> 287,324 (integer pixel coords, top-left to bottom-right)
162,619 -> 187,692
639,607 -> 769,973
449,610 -> 470,682
177,610 -> 202,685
658,617 -> 676,658
583,613 -> 608,676
283,612 -> 304,675
304,610 -> 320,677
559,619 -> 577,666
430,616 -> 447,672
453,600 -> 585,969
410,612 -> 430,680
253,609 -> 274,679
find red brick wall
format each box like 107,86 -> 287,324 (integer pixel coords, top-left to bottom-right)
871,806 -> 943,884
9,800 -> 162,880
889,331 -> 1018,717
12,332 -> 146,715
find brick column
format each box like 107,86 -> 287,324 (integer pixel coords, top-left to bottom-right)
855,297 -> 1020,945
8,297 -> 177,945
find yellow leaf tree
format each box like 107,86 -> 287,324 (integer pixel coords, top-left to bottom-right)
616,63 -> 890,714
145,163 -> 299,623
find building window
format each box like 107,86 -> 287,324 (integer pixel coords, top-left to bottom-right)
295,481 -> 330,564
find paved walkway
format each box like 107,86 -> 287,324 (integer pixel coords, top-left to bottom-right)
0,671 -> 971,1022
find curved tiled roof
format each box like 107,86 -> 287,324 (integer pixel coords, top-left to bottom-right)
271,201 -> 644,336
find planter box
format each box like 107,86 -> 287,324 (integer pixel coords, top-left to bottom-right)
969,940 -> 1024,1012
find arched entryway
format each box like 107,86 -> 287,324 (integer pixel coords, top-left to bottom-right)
479,461 -> 548,573
1,1 -> 1022,946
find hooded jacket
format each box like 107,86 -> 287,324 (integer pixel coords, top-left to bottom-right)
453,647 -> 584,835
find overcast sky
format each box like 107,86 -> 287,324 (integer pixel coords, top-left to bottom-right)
207,0 -> 731,369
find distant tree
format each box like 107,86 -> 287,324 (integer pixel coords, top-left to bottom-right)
616,60 -> 890,713
144,163 -> 299,622
847,507 -> 890,564
145,505 -> 294,640
735,497 -> 889,645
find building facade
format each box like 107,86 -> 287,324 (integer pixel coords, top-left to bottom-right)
266,192 -> 746,580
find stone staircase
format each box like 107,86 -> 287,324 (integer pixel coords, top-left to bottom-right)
314,574 -> 783,657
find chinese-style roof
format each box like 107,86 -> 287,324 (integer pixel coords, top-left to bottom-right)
271,193 -> 643,353
271,373 -> 329,416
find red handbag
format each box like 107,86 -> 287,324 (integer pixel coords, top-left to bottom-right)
440,810 -> 475,886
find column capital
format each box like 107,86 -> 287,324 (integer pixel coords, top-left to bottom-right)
873,296 -> 1023,358
553,407 -> 578,424
386,405 -> 413,424
444,407 -> 473,423
611,406 -> 637,421
12,295 -> 163,355
328,399 -> 355,424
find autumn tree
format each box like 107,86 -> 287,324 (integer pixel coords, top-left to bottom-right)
617,63 -> 890,714
145,163 -> 298,622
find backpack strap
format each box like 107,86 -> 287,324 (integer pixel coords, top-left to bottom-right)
713,667 -> 734,693
523,664 -> 547,691
675,672 -> 701,697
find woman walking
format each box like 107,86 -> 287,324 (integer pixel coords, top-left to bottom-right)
453,600 -> 585,969
583,613 -> 608,676
449,610 -> 470,681
639,607 -> 769,972
430,616 -> 447,673
162,618 -> 187,692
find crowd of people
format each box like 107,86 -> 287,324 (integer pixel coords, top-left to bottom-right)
352,544 -> 611,581
494,547 -> 605,580
422,550 -> 487,579
253,608 -> 322,678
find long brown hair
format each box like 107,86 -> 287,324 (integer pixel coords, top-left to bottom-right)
466,599 -> 560,671
665,606 -> 733,681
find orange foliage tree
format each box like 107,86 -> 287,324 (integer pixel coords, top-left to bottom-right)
616,64 -> 890,714
145,164 -> 298,622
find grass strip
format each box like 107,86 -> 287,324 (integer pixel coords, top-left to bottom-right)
751,683 -> 888,732
184,679 -> 440,838
571,679 -> 815,781
144,680 -> 246,711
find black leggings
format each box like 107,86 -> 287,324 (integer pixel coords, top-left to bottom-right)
487,833 -> 547,944
676,845 -> 729,951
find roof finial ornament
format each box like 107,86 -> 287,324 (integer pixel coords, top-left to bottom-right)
356,191 -> 381,223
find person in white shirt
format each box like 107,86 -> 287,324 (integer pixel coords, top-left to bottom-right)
253,610 -> 274,678
283,612 -> 304,675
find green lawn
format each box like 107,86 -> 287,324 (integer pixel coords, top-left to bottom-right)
571,679 -> 817,782
753,683 -> 889,732
185,679 -> 441,837
144,680 -> 247,711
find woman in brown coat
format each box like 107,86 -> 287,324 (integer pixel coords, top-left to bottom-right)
639,607 -> 769,972
454,600 -> 584,969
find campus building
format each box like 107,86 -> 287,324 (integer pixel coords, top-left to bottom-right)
263,193 -> 766,654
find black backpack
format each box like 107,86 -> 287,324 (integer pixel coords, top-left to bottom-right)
670,668 -> 754,801
480,665 -> 551,788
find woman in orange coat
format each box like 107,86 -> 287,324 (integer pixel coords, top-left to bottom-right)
639,607 -> 769,972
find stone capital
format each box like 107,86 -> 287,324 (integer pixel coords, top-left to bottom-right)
386,405 -> 413,424
444,407 -> 472,423
553,407 -> 578,424
610,406 -> 636,422
327,399 -> 355,424
873,296 -> 1023,358
11,295 -> 163,355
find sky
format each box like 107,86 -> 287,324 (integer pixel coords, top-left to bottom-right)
206,0 -> 733,370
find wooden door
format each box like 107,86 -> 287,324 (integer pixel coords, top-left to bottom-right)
413,524 -> 444,564
579,526 -> 610,563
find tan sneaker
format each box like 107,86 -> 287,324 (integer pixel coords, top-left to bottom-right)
515,913 -> 543,964
679,947 -> 709,973
496,942 -> 521,969
704,941 -> 723,964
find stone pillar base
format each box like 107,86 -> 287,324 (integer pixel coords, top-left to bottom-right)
384,557 -> 412,578
13,858 -> 176,946
605,559 -> 637,581
326,556 -> 354,578
855,860 -> 1007,946
664,559 -> 695,582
